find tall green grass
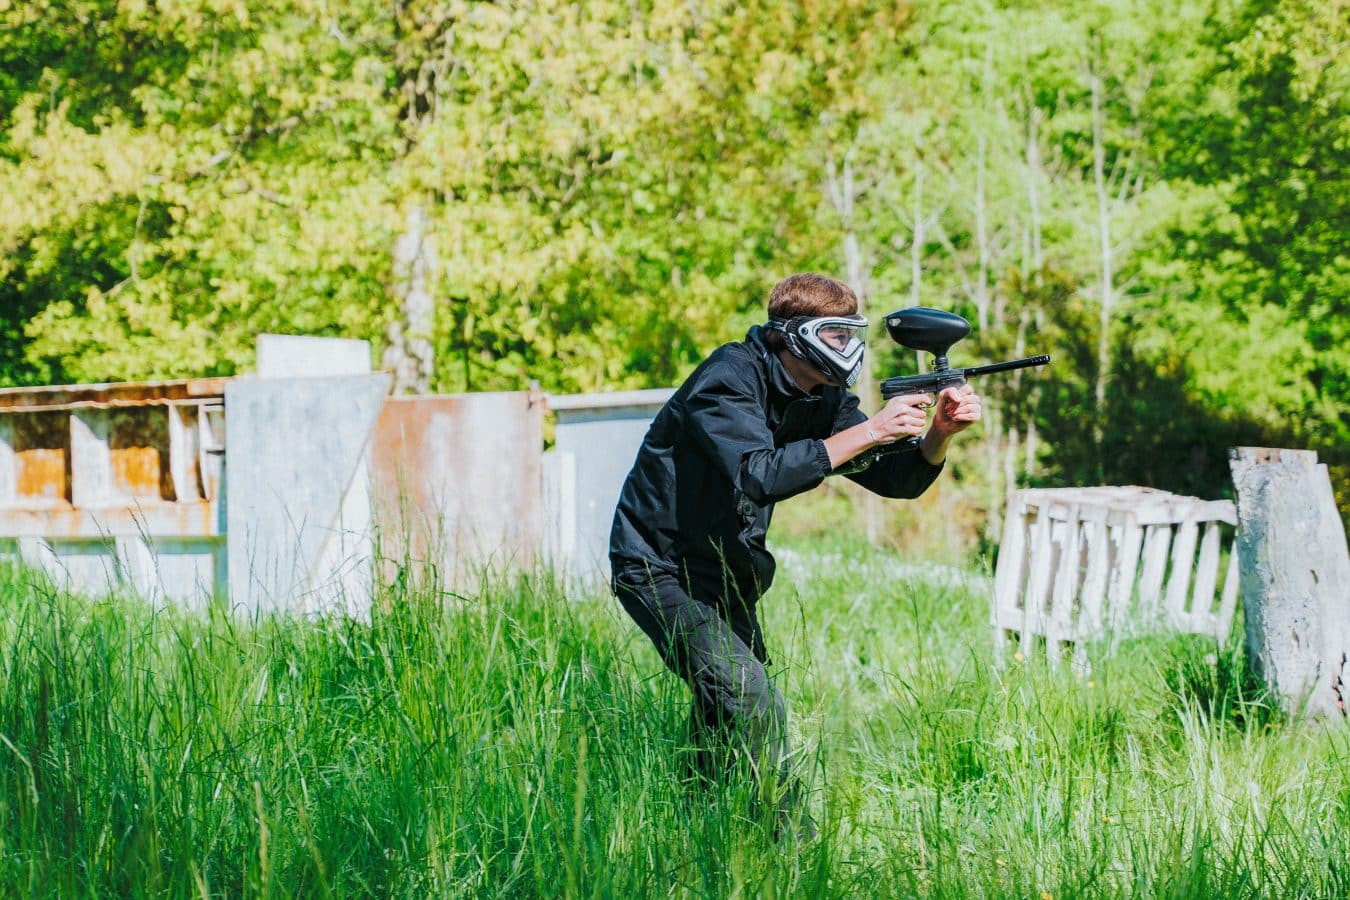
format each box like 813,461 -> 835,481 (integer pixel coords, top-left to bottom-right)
0,541 -> 1346,898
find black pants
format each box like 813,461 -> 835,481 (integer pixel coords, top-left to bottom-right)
613,563 -> 807,827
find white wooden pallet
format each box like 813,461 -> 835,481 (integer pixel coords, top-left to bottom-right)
992,486 -> 1240,668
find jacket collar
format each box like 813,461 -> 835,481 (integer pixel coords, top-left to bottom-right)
745,324 -> 816,402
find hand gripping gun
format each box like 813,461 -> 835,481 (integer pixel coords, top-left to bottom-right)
836,307 -> 1050,473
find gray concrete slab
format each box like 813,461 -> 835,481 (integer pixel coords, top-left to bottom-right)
549,389 -> 673,582
225,374 -> 391,614
256,334 -> 372,378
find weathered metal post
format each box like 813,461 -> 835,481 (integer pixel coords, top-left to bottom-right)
1230,448 -> 1349,719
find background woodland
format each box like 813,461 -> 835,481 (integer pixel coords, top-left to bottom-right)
2,0 -> 1345,535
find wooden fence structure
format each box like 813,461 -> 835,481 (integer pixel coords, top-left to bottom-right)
992,486 -> 1240,668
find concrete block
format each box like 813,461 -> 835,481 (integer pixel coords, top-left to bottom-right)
0,418 -> 13,503
226,373 -> 391,615
1232,447 -> 1350,719
144,537 -> 228,612
70,411 -> 113,507
542,449 -> 577,571
256,334 -> 372,378
549,389 -> 673,582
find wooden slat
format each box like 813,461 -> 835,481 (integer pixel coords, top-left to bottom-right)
1020,505 -> 1056,656
1189,521 -> 1223,635
1136,525 -> 1172,622
1078,513 -> 1111,640
991,494 -> 1031,663
1163,519 -> 1201,628
1046,503 -> 1083,665
1106,518 -> 1145,645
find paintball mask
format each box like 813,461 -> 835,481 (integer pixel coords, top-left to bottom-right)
768,314 -> 868,388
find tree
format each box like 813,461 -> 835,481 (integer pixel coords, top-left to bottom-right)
1146,0 -> 1349,503
0,0 -> 401,384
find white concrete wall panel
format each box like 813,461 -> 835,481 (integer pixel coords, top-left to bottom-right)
256,334 -> 372,378
225,374 -> 391,614
541,449 -> 577,571
0,418 -> 14,503
143,538 -> 227,611
550,390 -> 673,582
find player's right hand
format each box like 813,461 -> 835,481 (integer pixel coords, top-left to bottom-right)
865,393 -> 932,444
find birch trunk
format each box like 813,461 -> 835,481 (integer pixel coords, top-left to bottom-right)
1025,101 -> 1043,276
1008,102 -> 1044,485
385,204 -> 437,395
974,39 -> 995,330
1091,73 -> 1112,470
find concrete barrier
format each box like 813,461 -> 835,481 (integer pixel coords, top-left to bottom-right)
545,389 -> 673,584
0,338 -> 669,610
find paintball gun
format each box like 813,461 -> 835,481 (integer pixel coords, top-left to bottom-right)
835,306 -> 1050,473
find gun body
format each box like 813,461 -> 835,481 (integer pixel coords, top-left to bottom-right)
835,353 -> 1051,473
829,306 -> 1050,475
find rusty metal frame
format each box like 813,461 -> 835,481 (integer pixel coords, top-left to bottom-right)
0,377 -> 228,412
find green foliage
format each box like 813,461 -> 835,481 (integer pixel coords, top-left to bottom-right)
1,0 -> 1345,511
0,0 -> 400,384
1143,0 -> 1350,503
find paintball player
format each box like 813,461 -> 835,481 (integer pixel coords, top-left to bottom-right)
608,272 -> 981,837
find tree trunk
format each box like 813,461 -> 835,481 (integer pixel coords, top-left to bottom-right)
910,135 -> 925,309
1230,447 -> 1349,720
1025,99 -> 1043,276
1091,73 -> 1112,475
385,204 -> 437,394
1024,419 -> 1038,481
1010,99 -> 1045,486
974,39 -> 995,331
826,155 -> 884,545
910,130 -> 928,374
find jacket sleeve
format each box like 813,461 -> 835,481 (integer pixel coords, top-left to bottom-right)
833,391 -> 945,499
684,360 -> 833,506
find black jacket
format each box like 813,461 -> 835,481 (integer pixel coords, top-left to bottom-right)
609,325 -> 944,599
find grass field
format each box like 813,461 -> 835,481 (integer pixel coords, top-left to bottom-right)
0,539 -> 1346,898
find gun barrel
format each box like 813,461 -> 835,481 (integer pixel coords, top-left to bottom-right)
963,354 -> 1051,378
879,354 -> 1050,399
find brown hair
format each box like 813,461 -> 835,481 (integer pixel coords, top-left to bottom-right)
767,272 -> 858,319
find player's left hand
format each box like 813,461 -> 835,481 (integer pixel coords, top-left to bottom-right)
930,385 -> 982,437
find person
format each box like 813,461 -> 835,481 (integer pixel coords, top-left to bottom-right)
608,272 -> 981,838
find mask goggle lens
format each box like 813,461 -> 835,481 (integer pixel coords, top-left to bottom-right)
814,323 -> 865,353
802,318 -> 866,357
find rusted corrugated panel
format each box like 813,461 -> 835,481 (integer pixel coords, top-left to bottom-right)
106,408 -> 174,501
10,411 -> 71,502
0,377 -> 228,412
372,391 -> 544,584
